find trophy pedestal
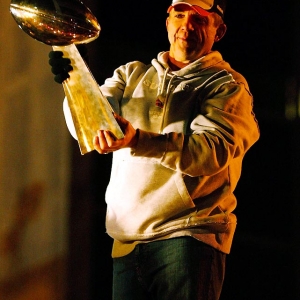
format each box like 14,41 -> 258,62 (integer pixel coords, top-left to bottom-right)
53,44 -> 124,154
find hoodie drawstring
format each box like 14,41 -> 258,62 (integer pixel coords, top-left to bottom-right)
156,69 -> 177,133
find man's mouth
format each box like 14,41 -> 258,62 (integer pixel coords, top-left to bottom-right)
177,35 -> 196,43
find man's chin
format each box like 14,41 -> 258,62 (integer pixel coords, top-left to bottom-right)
178,47 -> 198,59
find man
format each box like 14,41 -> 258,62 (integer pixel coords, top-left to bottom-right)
49,0 -> 259,299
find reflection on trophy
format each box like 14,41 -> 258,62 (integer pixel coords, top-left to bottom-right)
9,0 -> 124,154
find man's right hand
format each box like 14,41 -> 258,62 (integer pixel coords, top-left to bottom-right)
48,51 -> 73,84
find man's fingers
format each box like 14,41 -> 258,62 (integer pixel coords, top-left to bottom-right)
93,132 -> 108,154
93,135 -> 99,147
103,130 -> 118,144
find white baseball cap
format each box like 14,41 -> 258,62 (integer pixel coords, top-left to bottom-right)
167,0 -> 226,18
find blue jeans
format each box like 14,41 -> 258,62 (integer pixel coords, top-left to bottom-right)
113,236 -> 226,300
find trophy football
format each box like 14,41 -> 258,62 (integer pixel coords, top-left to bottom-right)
10,0 -> 124,154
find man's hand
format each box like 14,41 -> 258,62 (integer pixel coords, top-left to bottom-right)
48,45 -> 89,84
93,114 -> 138,154
49,51 -> 73,83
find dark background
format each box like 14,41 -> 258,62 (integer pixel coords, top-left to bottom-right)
67,1 -> 300,299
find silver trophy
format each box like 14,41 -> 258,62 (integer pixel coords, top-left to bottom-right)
10,0 -> 124,154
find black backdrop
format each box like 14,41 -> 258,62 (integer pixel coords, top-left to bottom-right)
67,1 -> 300,299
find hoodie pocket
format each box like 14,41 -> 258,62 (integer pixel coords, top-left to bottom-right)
105,159 -> 196,240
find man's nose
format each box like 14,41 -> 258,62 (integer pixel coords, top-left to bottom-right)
180,16 -> 195,31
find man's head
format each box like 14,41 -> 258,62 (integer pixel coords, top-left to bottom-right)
166,0 -> 227,67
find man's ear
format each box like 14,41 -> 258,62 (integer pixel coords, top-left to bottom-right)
215,23 -> 227,42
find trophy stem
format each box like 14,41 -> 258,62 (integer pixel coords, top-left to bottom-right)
53,44 -> 124,154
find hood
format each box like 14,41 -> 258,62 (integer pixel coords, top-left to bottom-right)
153,51 -> 225,77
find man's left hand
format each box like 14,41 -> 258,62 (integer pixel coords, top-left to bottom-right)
93,114 -> 138,154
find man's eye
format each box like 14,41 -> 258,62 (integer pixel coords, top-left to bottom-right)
174,13 -> 185,18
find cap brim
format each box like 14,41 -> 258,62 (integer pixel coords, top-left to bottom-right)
167,3 -> 211,16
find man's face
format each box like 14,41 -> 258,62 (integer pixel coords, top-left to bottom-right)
166,5 -> 223,63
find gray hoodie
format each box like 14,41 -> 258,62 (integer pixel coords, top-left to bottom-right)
66,50 -> 259,257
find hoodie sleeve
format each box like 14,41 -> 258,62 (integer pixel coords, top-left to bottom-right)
100,61 -> 149,114
133,80 -> 260,177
